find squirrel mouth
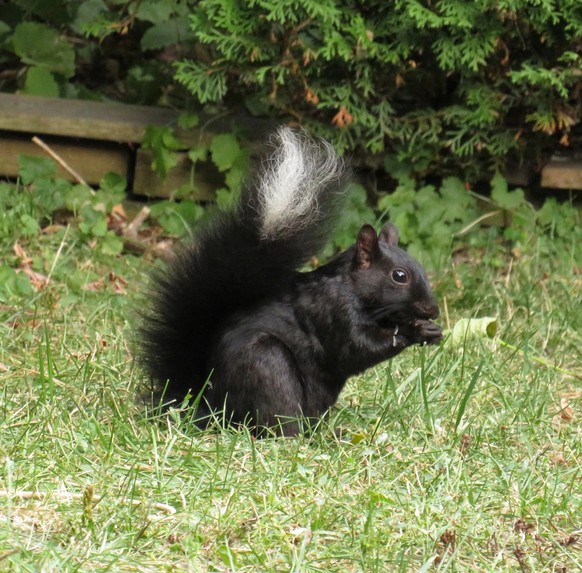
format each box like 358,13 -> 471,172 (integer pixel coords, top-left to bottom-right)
374,311 -> 438,331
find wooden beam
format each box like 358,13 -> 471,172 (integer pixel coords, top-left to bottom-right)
0,93 -> 197,145
541,157 -> 582,190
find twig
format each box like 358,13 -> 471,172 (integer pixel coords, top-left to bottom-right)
31,136 -> 94,193
453,210 -> 502,237
124,206 -> 151,240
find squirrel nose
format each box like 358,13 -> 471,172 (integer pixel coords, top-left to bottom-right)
414,300 -> 439,320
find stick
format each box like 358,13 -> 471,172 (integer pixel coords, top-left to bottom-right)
124,206 -> 151,240
31,136 -> 94,193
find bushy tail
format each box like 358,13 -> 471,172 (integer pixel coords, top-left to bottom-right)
138,127 -> 349,404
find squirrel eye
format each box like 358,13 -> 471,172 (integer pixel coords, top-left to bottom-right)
392,269 -> 409,284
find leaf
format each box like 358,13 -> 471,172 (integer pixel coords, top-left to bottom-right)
149,200 -> 204,236
135,0 -> 176,23
174,200 -> 204,226
178,112 -> 200,129
142,126 -> 183,179
141,18 -> 193,51
65,185 -> 93,212
210,134 -> 243,172
23,66 -> 59,97
73,0 -> 108,32
0,21 -> 11,44
445,317 -> 498,346
18,155 -> 56,185
100,233 -> 124,256
99,173 -> 126,196
490,172 -> 524,211
19,214 -> 40,236
90,217 -> 108,237
12,22 -> 75,77
188,145 -> 209,164
0,266 -> 34,301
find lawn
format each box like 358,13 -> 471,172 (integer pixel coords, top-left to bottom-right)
0,200 -> 580,572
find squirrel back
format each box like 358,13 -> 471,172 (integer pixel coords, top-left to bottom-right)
139,128 -> 442,434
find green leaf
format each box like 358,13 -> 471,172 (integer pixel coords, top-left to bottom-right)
12,22 -> 75,77
174,200 -> 205,226
178,112 -> 200,129
142,126 -> 183,179
19,214 -> 40,236
210,134 -> 243,172
141,18 -> 193,51
149,200 -> 204,236
72,0 -> 108,33
23,66 -> 59,96
188,145 -> 209,164
65,185 -> 93,212
134,0 -> 176,23
0,20 -> 12,45
18,155 -> 56,185
0,183 -> 16,207
99,173 -> 126,196
100,233 -> 124,256
0,266 -> 33,300
440,177 -> 472,206
97,173 -> 126,208
490,172 -> 524,211
90,217 -> 108,237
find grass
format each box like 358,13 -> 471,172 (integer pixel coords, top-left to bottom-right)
0,219 -> 580,572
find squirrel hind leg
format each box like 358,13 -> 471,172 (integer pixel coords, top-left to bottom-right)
207,332 -> 307,436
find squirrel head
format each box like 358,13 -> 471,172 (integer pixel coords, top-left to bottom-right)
351,222 -> 439,326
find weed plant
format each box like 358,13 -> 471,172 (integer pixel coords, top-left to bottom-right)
0,175 -> 580,571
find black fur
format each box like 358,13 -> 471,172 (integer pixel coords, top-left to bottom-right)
138,132 -> 442,435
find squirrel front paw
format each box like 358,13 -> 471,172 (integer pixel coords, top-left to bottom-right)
389,320 -> 442,348
413,319 -> 443,345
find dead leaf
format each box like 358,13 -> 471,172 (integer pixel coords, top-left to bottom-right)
82,278 -> 106,292
558,397 -> 574,422
14,242 -> 49,289
331,106 -> 354,128
21,267 -> 49,289
305,88 -> 319,105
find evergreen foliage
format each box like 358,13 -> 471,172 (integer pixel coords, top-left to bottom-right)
176,0 -> 581,177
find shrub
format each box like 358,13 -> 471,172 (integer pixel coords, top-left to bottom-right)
176,0 -> 581,178
0,0 -> 196,104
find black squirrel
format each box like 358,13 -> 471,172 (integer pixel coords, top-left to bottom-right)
139,128 -> 442,435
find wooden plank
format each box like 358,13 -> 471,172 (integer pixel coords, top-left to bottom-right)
541,157 -> 582,190
0,93 -> 274,148
0,134 -> 129,184
133,148 -> 219,201
0,93 -> 197,145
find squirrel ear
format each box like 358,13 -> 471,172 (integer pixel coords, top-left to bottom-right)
356,224 -> 379,269
379,222 -> 399,246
